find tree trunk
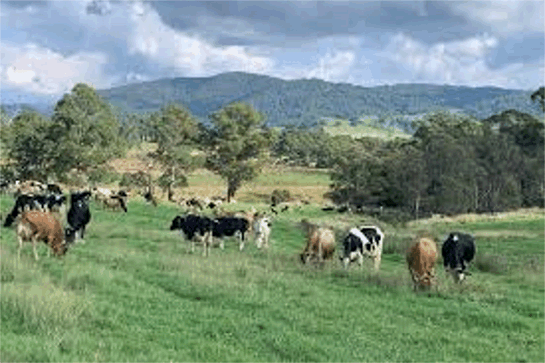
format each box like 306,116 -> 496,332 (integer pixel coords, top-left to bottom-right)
227,181 -> 236,203
415,193 -> 420,220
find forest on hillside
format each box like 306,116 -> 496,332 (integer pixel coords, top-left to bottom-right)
98,72 -> 542,128
1,83 -> 544,220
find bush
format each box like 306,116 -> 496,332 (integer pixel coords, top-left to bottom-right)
271,189 -> 291,205
88,166 -> 119,185
474,253 -> 511,275
59,170 -> 87,188
119,171 -> 150,188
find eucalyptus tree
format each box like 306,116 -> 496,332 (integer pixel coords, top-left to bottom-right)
205,102 -> 274,202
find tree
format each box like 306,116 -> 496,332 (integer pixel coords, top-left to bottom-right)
50,83 -> 126,176
205,102 -> 274,201
3,110 -> 54,180
413,111 -> 481,214
531,86 -> 545,112
151,104 -> 201,200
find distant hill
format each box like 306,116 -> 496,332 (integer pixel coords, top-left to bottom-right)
98,72 -> 542,127
3,72 -> 542,128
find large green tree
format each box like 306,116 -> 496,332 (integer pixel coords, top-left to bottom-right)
151,104 -> 201,199
50,83 -> 125,176
205,102 -> 274,201
3,110 -> 54,180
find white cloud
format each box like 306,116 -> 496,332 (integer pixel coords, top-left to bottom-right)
306,51 -> 356,82
125,2 -> 274,76
449,1 -> 544,35
1,43 -> 109,95
387,33 -> 499,86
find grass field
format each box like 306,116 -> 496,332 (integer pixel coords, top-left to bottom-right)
1,188 -> 543,362
322,118 -> 410,140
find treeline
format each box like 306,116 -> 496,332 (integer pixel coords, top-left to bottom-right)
2,83 -> 544,216
274,110 -> 544,215
1,84 -> 273,202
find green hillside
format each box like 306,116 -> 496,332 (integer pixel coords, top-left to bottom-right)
98,72 -> 542,127
1,193 -> 543,362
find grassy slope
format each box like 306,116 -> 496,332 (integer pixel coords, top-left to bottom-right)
322,118 -> 410,140
0,192 -> 543,362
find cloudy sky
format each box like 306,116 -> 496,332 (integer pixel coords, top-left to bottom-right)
1,0 -> 544,104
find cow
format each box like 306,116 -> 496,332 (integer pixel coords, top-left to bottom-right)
253,216 -> 272,250
406,237 -> 438,291
3,194 -> 67,227
16,210 -> 76,260
14,180 -> 46,197
93,188 -> 128,212
170,214 -> 214,255
340,226 -> 384,270
300,220 -> 336,264
442,232 -> 476,283
211,216 -> 249,251
67,191 -> 92,243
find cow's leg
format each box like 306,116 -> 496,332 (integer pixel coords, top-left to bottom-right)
32,238 -> 39,261
239,232 -> 245,251
373,254 -> 381,271
17,235 -> 24,260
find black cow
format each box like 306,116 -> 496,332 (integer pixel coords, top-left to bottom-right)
67,191 -> 92,243
170,214 -> 215,256
340,226 -> 384,271
4,195 -> 36,227
441,232 -> 476,283
170,215 -> 249,255
211,217 -> 249,251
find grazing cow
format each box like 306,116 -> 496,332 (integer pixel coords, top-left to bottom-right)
16,211 -> 76,260
67,191 -> 92,243
300,220 -> 336,264
341,226 -> 384,270
254,216 -> 272,250
93,188 -> 128,212
406,237 -> 438,290
143,190 -> 158,207
3,194 -> 67,227
442,232 -> 476,283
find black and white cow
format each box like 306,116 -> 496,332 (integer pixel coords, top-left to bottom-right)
67,191 -> 92,243
212,216 -> 249,251
3,194 -> 67,227
170,214 -> 215,255
441,232 -> 476,283
340,226 -> 384,270
170,214 -> 249,255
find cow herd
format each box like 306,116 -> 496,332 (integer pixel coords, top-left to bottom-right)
2,182 -> 476,290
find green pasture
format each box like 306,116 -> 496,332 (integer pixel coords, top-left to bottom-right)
0,194 -> 543,362
322,118 -> 410,140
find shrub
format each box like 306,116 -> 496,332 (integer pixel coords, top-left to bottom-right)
88,166 -> 119,185
271,189 -> 291,205
474,253 -> 511,275
119,171 -> 150,188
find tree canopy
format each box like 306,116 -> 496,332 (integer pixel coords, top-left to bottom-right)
205,102 -> 274,201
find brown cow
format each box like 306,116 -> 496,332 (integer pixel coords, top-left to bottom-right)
300,219 -> 336,264
406,237 -> 438,291
16,211 -> 75,260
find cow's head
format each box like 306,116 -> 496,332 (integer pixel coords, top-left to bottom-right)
170,216 -> 184,230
